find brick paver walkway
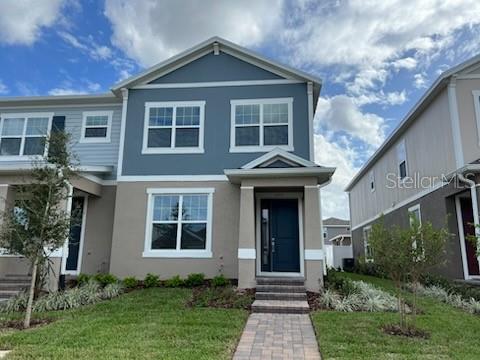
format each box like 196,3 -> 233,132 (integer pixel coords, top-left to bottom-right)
233,313 -> 321,360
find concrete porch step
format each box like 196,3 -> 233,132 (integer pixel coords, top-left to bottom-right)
256,277 -> 305,286
0,290 -> 22,299
0,278 -> 31,284
256,284 -> 306,293
251,300 -> 310,314
0,283 -> 29,290
255,291 -> 307,301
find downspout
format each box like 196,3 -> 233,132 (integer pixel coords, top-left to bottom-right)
457,173 -> 480,266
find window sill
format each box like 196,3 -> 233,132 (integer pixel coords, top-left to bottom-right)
0,155 -> 44,161
141,147 -> 205,155
142,250 -> 212,258
229,145 -> 293,153
79,137 -> 111,144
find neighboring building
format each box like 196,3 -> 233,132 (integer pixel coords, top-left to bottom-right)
323,217 -> 351,245
346,55 -> 480,281
0,37 -> 335,292
322,217 -> 352,269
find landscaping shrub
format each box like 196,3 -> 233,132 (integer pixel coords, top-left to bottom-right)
320,280 -> 402,313
76,273 -> 91,286
123,277 -> 138,289
324,268 -> 357,295
165,275 -> 184,288
352,257 -> 385,277
93,273 -> 118,287
143,273 -> 160,288
2,279 -> 123,313
185,273 -> 205,287
212,274 -> 229,287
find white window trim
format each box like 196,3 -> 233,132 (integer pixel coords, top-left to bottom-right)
363,225 -> 373,262
472,90 -> 480,146
408,204 -> 422,225
229,97 -> 294,153
80,110 -> 113,143
142,187 -> 214,258
142,101 -> 205,154
396,139 -> 408,181
0,112 -> 53,161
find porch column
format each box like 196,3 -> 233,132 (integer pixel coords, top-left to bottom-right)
304,185 -> 323,292
238,185 -> 256,289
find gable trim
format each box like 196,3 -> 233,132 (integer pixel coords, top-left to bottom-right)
111,37 -> 322,92
241,148 -> 317,169
132,79 -> 303,89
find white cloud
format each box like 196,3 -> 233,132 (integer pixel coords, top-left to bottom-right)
413,73 -> 428,89
0,80 -> 8,95
315,95 -> 386,147
104,0 -> 283,66
0,0 -> 65,45
314,134 -> 360,220
59,31 -> 112,61
392,57 -> 418,70
48,81 -> 102,96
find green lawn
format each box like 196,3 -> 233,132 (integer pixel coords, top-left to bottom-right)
0,288 -> 249,360
312,273 -> 480,360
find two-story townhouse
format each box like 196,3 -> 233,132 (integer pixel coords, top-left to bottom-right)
323,217 -> 350,246
346,54 -> 480,281
0,37 -> 335,292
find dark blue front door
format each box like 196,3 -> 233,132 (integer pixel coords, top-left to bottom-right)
260,199 -> 300,273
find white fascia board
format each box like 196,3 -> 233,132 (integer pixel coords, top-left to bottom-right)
240,147 -> 317,169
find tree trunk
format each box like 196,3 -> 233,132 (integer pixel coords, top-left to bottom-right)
24,260 -> 37,329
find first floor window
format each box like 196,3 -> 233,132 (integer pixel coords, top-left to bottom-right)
363,226 -> 373,261
81,111 -> 112,142
230,98 -> 293,152
0,113 -> 51,157
143,101 -> 205,153
144,188 -> 214,257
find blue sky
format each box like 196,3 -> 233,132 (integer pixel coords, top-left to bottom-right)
1,0 -> 480,219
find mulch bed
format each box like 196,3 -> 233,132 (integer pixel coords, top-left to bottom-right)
186,286 -> 255,310
307,291 -> 324,311
0,318 -> 53,330
382,324 -> 430,339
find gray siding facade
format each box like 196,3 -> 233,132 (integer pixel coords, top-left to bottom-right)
0,106 -> 122,178
122,85 -> 310,176
352,181 -> 465,279
149,52 -> 283,83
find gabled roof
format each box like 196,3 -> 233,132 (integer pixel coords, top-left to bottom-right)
345,53 -> 480,192
224,148 -> 335,184
241,148 -> 318,169
323,217 -> 350,226
111,37 -> 322,96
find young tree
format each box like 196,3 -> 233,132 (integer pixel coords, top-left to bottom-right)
369,215 -> 449,330
0,131 -> 76,328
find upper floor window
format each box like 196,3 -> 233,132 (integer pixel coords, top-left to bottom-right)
0,113 -> 52,158
369,170 -> 375,192
80,111 -> 112,143
230,98 -> 293,152
142,101 -> 205,154
143,188 -> 214,258
397,139 -> 407,180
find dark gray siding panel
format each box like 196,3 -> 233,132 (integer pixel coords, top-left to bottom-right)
122,84 -> 309,175
351,182 -> 465,280
149,53 -> 283,83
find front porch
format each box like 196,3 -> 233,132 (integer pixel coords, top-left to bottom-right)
225,149 -> 335,292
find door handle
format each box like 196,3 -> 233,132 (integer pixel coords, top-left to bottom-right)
272,237 -> 275,253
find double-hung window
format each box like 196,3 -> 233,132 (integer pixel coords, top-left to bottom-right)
80,111 -> 112,143
143,101 -> 205,154
397,139 -> 408,180
230,98 -> 293,152
0,113 -> 52,158
143,188 -> 214,258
